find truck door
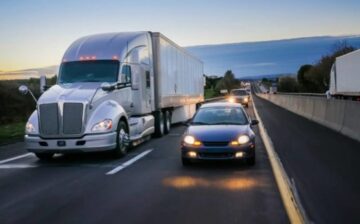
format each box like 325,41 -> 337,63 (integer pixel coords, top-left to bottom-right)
115,64 -> 133,114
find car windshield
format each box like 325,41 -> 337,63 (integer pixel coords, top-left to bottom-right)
192,106 -> 248,125
58,60 -> 119,83
231,90 -> 248,96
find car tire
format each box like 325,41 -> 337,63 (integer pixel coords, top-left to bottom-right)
181,158 -> 192,166
35,152 -> 54,160
163,111 -> 171,135
112,120 -> 129,158
154,111 -> 164,138
247,156 -> 256,166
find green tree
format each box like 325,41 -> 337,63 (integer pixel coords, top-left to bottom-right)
278,76 -> 298,92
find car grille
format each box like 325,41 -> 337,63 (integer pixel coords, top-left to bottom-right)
39,102 -> 84,136
198,152 -> 234,159
202,141 -> 229,147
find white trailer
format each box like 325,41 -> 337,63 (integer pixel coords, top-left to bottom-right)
19,32 -> 204,159
329,49 -> 360,98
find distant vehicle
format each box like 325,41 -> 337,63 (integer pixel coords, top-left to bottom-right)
269,86 -> 277,94
329,49 -> 360,100
18,32 -> 204,160
180,102 -> 259,166
228,88 -> 250,107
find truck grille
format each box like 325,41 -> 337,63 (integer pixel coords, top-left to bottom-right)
39,103 -> 60,135
63,103 -> 83,135
39,103 -> 84,136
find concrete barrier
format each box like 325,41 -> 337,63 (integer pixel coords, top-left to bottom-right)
256,93 -> 360,142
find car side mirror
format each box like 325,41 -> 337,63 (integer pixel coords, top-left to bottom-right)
251,120 -> 259,125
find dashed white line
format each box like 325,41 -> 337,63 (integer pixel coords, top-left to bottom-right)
0,164 -> 38,169
106,149 -> 153,175
0,153 -> 33,165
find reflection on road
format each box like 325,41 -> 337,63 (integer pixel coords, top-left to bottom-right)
163,176 -> 262,191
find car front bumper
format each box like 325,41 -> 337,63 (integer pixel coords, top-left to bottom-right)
181,143 -> 255,161
25,132 -> 117,153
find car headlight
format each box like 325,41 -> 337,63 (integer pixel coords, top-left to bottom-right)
244,97 -> 249,103
183,135 -> 202,146
25,122 -> 35,134
228,97 -> 235,103
92,119 -> 113,132
238,135 -> 250,144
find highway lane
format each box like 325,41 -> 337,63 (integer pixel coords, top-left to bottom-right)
0,103 -> 288,224
253,94 -> 360,224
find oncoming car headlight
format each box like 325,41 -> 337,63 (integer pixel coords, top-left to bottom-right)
92,119 -> 113,132
25,122 -> 35,134
183,135 -> 202,146
228,97 -> 235,103
238,135 -> 250,144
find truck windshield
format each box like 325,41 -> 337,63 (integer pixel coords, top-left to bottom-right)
58,60 -> 119,83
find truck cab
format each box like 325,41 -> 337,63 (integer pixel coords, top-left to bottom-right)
19,32 -> 204,160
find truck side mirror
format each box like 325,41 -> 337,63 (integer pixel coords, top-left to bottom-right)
101,82 -> 114,91
40,75 -> 46,93
18,85 -> 37,103
19,85 -> 29,95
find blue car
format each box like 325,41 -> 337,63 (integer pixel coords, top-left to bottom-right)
181,102 -> 259,166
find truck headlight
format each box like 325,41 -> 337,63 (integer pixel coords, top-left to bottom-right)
238,135 -> 250,144
25,122 -> 35,134
183,135 -> 202,146
244,97 -> 249,103
92,119 -> 113,132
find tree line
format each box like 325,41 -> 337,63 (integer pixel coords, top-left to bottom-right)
278,42 -> 356,93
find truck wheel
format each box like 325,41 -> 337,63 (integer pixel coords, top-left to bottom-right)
35,152 -> 54,160
113,120 -> 129,158
163,111 -> 171,134
154,111 -> 164,138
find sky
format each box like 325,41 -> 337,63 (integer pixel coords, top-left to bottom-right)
0,0 -> 359,71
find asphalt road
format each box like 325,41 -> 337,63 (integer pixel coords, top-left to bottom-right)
0,103 -> 288,224
253,94 -> 360,224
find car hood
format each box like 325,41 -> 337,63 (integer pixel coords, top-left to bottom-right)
38,83 -> 104,104
186,125 -> 251,142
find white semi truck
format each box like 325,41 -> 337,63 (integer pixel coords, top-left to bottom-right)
329,49 -> 360,99
19,32 -> 204,159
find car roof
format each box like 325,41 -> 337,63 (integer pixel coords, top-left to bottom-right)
200,102 -> 244,108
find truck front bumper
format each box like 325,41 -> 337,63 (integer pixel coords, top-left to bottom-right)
25,132 -> 117,153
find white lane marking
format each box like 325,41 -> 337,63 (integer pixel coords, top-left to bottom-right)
0,153 -> 33,165
106,149 -> 153,175
0,164 -> 38,169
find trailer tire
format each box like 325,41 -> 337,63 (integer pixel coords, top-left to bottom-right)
112,120 -> 129,158
154,111 -> 164,138
163,111 -> 171,134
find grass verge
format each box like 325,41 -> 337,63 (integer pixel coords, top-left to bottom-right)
0,122 -> 25,145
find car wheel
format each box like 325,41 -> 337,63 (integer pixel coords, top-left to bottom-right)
247,156 -> 256,166
181,157 -> 192,166
113,120 -> 129,158
163,111 -> 171,134
35,152 -> 54,160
